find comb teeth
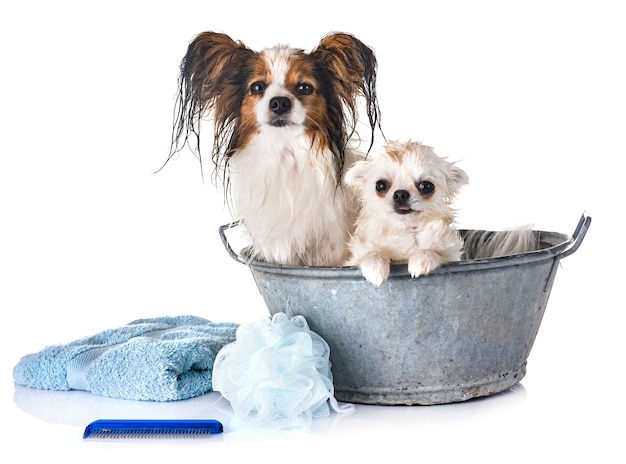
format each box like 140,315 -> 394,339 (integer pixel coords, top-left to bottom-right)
83,419 -> 223,439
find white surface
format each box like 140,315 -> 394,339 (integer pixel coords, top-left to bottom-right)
1,1 -> 622,463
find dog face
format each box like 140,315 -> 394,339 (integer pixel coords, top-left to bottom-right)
345,140 -> 469,223
169,31 -> 380,186
245,47 -> 321,130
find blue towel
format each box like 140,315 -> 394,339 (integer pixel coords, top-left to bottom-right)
13,316 -> 238,402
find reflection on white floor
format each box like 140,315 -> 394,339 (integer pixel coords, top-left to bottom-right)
13,380 -> 527,434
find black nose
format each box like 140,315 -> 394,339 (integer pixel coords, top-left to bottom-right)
393,190 -> 410,204
269,96 -> 291,115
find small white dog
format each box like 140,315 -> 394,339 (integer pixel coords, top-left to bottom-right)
345,140 -> 469,286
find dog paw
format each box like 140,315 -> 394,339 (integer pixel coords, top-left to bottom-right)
359,255 -> 390,287
408,251 -> 441,278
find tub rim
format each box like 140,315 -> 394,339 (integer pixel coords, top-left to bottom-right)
219,213 -> 591,279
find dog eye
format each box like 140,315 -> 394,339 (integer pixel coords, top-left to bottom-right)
417,181 -> 435,195
375,180 -> 389,193
250,81 -> 266,95
296,82 -> 314,95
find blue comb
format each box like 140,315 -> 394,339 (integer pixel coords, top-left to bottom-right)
83,419 -> 223,439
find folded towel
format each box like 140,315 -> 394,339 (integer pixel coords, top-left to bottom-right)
13,316 -> 238,402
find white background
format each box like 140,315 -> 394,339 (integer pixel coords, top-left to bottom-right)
1,1 -> 622,462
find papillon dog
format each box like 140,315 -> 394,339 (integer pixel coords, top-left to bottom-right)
345,140 -> 469,286
168,31 -> 381,266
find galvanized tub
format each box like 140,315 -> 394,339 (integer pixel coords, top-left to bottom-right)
219,213 -> 591,405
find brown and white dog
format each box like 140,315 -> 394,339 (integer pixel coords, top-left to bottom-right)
168,31 -> 381,266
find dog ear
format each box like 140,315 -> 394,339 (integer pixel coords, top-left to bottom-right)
312,33 -> 381,149
344,159 -> 371,192
170,32 -> 256,163
313,33 -> 376,98
445,163 -> 470,196
180,32 -> 254,109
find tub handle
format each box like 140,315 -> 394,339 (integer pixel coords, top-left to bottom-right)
219,221 -> 249,265
560,212 -> 592,260
542,212 -> 591,292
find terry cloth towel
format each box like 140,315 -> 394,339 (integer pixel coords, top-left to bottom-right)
13,316 -> 238,402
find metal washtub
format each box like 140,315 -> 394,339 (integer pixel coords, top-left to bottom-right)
219,213 -> 591,405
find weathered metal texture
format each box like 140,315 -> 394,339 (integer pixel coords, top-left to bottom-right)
220,214 -> 590,405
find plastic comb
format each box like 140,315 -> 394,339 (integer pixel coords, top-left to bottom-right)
83,419 -> 223,439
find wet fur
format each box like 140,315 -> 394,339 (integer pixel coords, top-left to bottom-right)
168,31 -> 381,266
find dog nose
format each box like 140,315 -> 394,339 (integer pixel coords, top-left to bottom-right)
269,96 -> 291,115
393,190 -> 410,204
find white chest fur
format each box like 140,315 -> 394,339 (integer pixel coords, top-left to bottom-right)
228,130 -> 356,266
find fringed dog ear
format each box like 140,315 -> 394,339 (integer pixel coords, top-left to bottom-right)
169,32 -> 255,171
312,33 -> 381,152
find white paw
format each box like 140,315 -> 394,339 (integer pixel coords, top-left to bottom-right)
359,255 -> 390,287
408,251 -> 441,278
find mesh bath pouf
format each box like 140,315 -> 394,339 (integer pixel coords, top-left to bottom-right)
212,312 -> 353,428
